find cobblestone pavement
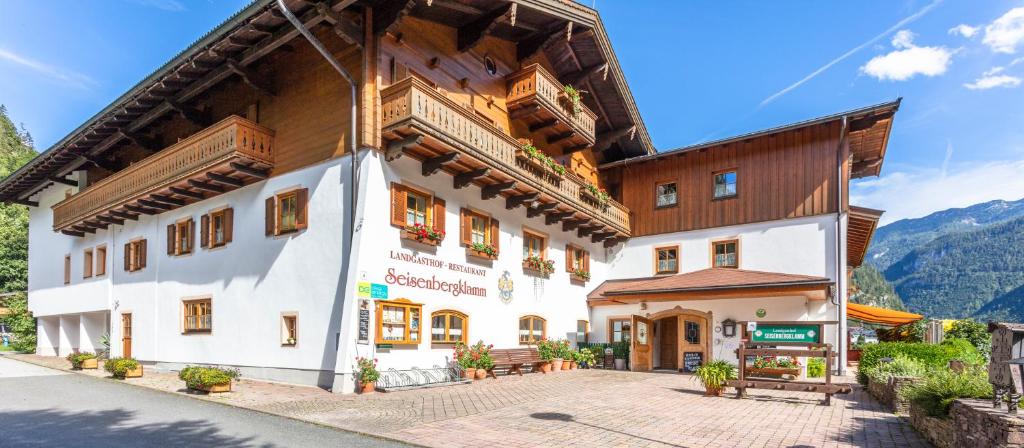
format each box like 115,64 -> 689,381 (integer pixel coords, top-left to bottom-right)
7,354 -> 928,447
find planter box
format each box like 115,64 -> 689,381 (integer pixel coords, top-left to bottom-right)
514,149 -> 563,179
402,229 -> 442,246
522,260 -> 552,278
910,401 -> 955,448
466,247 -> 498,260
847,349 -> 862,362
570,273 -> 590,283
867,376 -> 918,414
746,367 -> 800,377
79,358 -> 98,370
124,365 -> 144,378
952,399 -> 1024,448
190,382 -> 232,393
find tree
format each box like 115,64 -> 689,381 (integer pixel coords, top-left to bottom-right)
0,105 -> 38,352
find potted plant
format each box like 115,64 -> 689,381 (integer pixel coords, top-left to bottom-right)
536,339 -> 554,373
470,341 -> 494,379
576,348 -> 596,369
355,357 -> 379,393
404,223 -> 445,245
454,342 -> 476,379
467,242 -> 498,260
66,352 -> 98,370
523,256 -> 555,277
515,142 -> 566,178
693,360 -> 737,396
612,341 -> 629,370
550,339 -> 571,372
561,84 -> 586,117
581,183 -> 611,206
178,365 -> 240,393
567,349 -> 579,370
104,357 -> 143,379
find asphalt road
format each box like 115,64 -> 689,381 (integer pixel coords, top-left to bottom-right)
0,355 -> 412,447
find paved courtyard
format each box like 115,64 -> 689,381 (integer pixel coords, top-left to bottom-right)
6,353 -> 928,447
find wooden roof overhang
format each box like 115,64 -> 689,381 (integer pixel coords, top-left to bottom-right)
847,205 -> 884,268
587,268 -> 833,306
0,0 -> 356,206
392,0 -> 654,162
599,99 -> 902,175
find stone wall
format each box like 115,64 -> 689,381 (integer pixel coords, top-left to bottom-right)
953,399 -> 1024,447
867,376 -> 918,414
909,402 -> 955,448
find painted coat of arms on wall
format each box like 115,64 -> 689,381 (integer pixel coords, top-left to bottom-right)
498,270 -> 514,304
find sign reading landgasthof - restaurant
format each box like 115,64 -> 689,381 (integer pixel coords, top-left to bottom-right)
750,324 -> 821,344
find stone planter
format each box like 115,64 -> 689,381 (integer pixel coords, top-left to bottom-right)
551,358 -> 564,371
952,399 -> 1024,447
909,401 -> 955,448
569,361 -> 577,370
867,376 -> 919,414
704,385 -> 724,397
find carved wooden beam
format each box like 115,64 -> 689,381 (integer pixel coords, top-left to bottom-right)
149,194 -> 186,207
83,220 -> 108,230
545,211 -> 574,225
117,130 -> 160,152
547,131 -> 574,145
385,134 -> 423,161
78,155 -> 118,171
482,181 -> 516,200
61,229 -> 86,237
165,100 -> 210,127
593,126 -> 636,153
526,202 -> 557,218
506,192 -> 539,210
72,224 -> 96,234
226,58 -> 275,97
457,3 -> 514,52
509,104 -> 541,120
48,176 -> 78,187
124,204 -> 158,215
454,168 -> 489,189
518,21 -> 572,62
229,162 -> 269,179
562,218 -> 587,232
604,236 -> 624,248
137,199 -> 171,210
562,62 -> 608,88
563,144 -> 589,155
96,215 -> 125,226
591,231 -> 615,243
11,199 -> 38,207
577,224 -> 602,238
529,119 -> 558,132
422,152 -> 460,176
207,172 -> 244,187
109,210 -> 140,221
188,179 -> 224,193
374,0 -> 416,36
316,2 -> 364,49
169,186 -> 205,200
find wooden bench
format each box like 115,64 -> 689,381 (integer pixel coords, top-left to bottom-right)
487,348 -> 542,377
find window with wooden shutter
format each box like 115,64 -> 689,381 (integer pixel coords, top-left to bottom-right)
390,183 -> 408,227
393,183 -> 445,245
123,243 -> 131,272
64,254 -> 71,285
182,298 -> 212,333
95,245 -> 106,277
462,209 -> 497,259
268,189 -> 307,237
265,196 -> 275,236
490,219 -> 500,251
166,224 -> 176,255
126,239 -> 147,272
295,188 -> 308,230
83,248 -> 93,279
200,214 -> 210,248
206,208 -> 233,248
169,219 -> 194,256
567,245 -> 590,282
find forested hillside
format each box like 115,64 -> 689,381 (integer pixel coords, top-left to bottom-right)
849,264 -> 905,310
0,105 -> 37,293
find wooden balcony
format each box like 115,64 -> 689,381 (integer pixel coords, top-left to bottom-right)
381,77 -> 629,241
53,116 -> 274,235
506,64 -> 597,152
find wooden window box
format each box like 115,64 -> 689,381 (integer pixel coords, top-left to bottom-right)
466,247 -> 498,260
570,273 -> 590,283
514,148 -> 564,180
402,228 -> 443,246
522,259 -> 553,278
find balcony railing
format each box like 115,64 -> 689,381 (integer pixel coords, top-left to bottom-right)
506,64 -> 597,148
53,116 -> 274,231
381,77 -> 629,237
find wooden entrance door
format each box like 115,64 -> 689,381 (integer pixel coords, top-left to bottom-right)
121,313 -> 132,359
659,318 -> 678,369
630,315 -> 653,371
679,315 -> 708,372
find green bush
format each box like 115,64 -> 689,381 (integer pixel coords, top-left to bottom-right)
901,365 -> 992,417
178,366 -> 240,389
693,360 -> 737,391
807,358 -> 826,378
103,357 -> 140,379
857,338 -> 984,384
864,354 -> 928,384
612,340 -> 630,359
65,352 -> 97,369
946,319 -> 991,359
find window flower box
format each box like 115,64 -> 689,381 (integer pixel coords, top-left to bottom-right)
571,269 -> 591,283
581,183 -> 611,207
745,367 -> 801,377
403,223 -> 445,246
515,144 -> 566,179
523,256 -> 555,277
467,243 -> 498,260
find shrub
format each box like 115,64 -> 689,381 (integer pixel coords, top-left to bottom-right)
612,340 -> 630,360
693,360 -> 737,391
946,319 -> 991,359
901,365 -> 992,417
864,354 -> 928,384
536,339 -> 555,361
453,342 -> 474,369
807,358 -> 826,378
178,366 -> 241,389
553,339 -> 572,360
354,357 -> 379,383
468,340 -> 494,370
103,357 -> 140,379
857,339 -> 984,384
575,348 -> 596,367
65,352 -> 97,369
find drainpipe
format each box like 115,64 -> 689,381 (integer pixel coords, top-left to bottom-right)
275,0 -> 360,234
834,116 -> 848,376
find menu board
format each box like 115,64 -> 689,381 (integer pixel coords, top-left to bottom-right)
683,351 -> 703,372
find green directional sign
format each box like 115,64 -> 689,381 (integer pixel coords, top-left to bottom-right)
751,324 -> 820,344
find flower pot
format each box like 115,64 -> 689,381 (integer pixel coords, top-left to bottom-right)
360,381 -> 376,394
569,361 -> 578,370
704,386 -> 723,397
614,358 -> 626,370
539,362 -> 552,373
464,367 -> 477,379
551,358 -> 564,371
124,365 -> 143,378
80,358 -> 98,370
474,368 -> 487,380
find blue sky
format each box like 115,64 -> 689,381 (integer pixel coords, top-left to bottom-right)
2,0 -> 1023,224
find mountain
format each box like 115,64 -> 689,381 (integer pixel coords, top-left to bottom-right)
867,198 -> 1024,270
849,264 -> 905,311
976,284 -> 1024,322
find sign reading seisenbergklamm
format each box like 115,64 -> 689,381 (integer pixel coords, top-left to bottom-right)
751,324 -> 820,344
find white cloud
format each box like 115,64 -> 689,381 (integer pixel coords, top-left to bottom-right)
860,31 -> 954,81
851,160 -> 1024,225
983,66 -> 1006,76
0,48 -> 95,89
983,7 -> 1024,53
964,74 -> 1022,89
949,24 -> 979,38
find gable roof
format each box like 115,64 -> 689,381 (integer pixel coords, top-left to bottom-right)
588,268 -> 832,300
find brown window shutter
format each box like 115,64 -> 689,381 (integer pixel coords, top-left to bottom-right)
225,208 -> 234,243
390,183 -> 407,227
265,196 -> 275,236
200,214 -> 210,248
187,218 -> 195,252
432,197 -> 445,232
124,243 -> 131,271
296,188 -> 309,230
460,208 -> 472,246
584,250 -> 590,272
167,224 -> 176,255
565,245 -> 574,272
489,219 -> 500,252
139,240 -> 147,269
